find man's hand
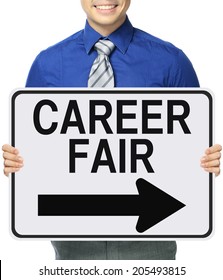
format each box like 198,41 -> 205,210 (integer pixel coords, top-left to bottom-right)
2,144 -> 24,177
200,144 -> 222,176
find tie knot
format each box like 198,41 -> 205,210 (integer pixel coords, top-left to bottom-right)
94,39 -> 115,56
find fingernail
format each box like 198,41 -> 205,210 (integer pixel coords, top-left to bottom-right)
17,156 -> 23,162
14,168 -> 20,172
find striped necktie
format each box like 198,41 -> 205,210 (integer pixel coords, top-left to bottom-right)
88,39 -> 115,88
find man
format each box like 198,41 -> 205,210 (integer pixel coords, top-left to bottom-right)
2,0 -> 222,260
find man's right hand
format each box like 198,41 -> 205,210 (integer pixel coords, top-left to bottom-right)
2,144 -> 24,176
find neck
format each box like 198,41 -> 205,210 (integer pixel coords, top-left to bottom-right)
88,16 -> 126,37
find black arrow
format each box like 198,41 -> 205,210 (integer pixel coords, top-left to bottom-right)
38,178 -> 185,233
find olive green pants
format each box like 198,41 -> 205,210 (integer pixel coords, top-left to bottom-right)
51,241 -> 176,260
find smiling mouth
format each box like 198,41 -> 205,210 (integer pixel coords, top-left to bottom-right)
94,5 -> 118,10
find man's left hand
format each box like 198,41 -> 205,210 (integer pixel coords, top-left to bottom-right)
200,144 -> 222,176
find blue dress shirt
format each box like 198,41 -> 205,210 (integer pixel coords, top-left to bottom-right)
25,16 -> 199,260
26,17 -> 199,88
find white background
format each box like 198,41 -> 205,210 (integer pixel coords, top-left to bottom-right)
0,0 -> 222,279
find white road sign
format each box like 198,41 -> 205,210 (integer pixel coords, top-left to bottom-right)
10,88 -> 213,239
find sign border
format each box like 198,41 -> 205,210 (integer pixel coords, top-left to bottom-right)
10,88 -> 213,239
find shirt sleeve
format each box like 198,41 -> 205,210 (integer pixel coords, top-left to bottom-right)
170,49 -> 200,87
25,53 -> 47,87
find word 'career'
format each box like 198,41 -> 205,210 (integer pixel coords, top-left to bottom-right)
33,99 -> 191,135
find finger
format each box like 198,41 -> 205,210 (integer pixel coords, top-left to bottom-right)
201,152 -> 221,162
2,144 -> 19,155
205,144 -> 222,155
4,167 -> 21,177
3,151 -> 23,162
4,159 -> 24,168
204,167 -> 220,177
201,159 -> 220,168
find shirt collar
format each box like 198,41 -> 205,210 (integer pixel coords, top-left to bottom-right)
83,16 -> 134,54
